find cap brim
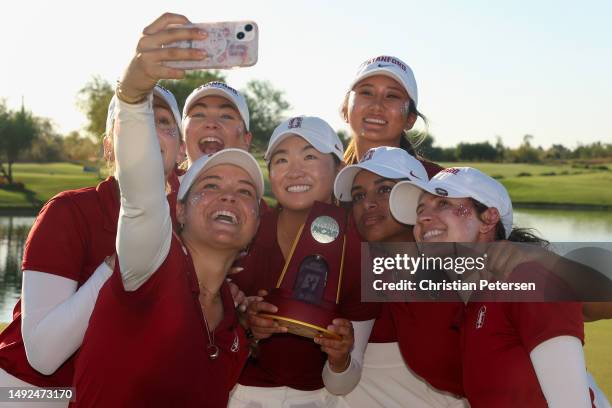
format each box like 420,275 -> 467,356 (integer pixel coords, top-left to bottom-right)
264,130 -> 340,162
334,161 -> 415,202
349,69 -> 412,101
153,87 -> 182,139
333,166 -> 362,202
389,180 -> 426,225
178,149 -> 264,201
183,87 -> 249,131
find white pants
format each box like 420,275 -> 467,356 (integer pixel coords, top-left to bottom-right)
338,342 -> 468,408
0,368 -> 68,408
229,383 -> 340,408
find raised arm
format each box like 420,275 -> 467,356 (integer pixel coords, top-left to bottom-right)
113,13 -> 205,290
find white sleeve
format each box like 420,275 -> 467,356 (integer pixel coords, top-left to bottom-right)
322,319 -> 374,395
587,371 -> 612,408
21,263 -> 112,375
530,335 -> 591,408
114,96 -> 172,291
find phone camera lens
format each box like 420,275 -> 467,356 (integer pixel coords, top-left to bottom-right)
245,24 -> 253,32
237,32 -> 245,40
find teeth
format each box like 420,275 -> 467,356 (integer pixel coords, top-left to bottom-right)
199,137 -> 223,144
287,185 -> 311,193
364,118 -> 386,125
212,210 -> 238,224
423,230 -> 444,240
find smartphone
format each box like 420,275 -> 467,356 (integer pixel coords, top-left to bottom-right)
164,21 -> 258,70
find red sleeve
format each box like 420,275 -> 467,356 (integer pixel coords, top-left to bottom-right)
508,302 -> 584,353
22,195 -> 86,281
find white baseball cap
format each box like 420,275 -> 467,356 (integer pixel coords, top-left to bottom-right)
178,148 -> 264,201
182,81 -> 250,131
389,167 -> 513,237
334,146 -> 428,202
348,55 -> 418,107
105,85 -> 183,139
264,115 -> 344,162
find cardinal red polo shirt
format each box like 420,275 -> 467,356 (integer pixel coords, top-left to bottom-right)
73,234 -> 248,407
0,177 -> 119,387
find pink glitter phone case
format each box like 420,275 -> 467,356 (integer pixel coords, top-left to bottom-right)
165,21 -> 258,70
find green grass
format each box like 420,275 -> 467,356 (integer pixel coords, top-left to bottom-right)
440,162 -> 612,207
1,161 -> 611,210
0,163 -> 101,209
585,319 -> 612,398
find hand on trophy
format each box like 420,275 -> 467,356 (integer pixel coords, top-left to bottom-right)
314,318 -> 354,373
245,289 -> 289,339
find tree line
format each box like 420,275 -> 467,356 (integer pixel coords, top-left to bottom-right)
0,72 -> 290,185
1,75 -> 610,187
414,133 -> 612,163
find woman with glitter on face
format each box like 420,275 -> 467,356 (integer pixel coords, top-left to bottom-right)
389,167 -> 593,408
0,84 -> 184,408
71,13 -> 263,407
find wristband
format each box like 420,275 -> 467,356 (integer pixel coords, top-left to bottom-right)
115,81 -> 148,105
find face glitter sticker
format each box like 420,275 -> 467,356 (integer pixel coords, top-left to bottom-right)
452,204 -> 473,218
400,101 -> 410,118
189,191 -> 205,206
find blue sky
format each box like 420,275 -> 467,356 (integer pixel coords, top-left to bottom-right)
1,0 -> 610,148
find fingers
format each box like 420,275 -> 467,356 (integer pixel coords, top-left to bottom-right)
314,319 -> 354,363
327,319 -> 353,337
246,314 -> 288,339
137,27 -> 207,52
246,300 -> 277,315
237,295 -> 263,313
257,289 -> 269,297
228,284 -> 246,310
143,12 -> 191,35
228,266 -> 244,275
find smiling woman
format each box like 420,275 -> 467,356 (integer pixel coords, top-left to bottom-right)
70,13 -> 264,408
229,115 -> 379,408
182,82 -> 252,164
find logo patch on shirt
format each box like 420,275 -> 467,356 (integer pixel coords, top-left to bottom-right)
476,305 -> 487,329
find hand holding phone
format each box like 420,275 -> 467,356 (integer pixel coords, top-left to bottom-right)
164,21 -> 259,70
117,13 -> 206,103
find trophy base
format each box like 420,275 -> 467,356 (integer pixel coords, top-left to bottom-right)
262,289 -> 342,340
259,314 -> 341,340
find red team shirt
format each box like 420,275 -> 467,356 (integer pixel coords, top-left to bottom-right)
232,209 -> 380,390
73,234 -> 248,407
462,301 -> 583,408
462,261 -> 585,407
0,177 -> 120,387
0,171 -> 182,389
368,158 -> 444,344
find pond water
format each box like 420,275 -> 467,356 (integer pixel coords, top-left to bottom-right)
1,209 -> 611,322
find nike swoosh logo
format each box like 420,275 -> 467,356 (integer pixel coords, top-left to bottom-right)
409,170 -> 422,180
